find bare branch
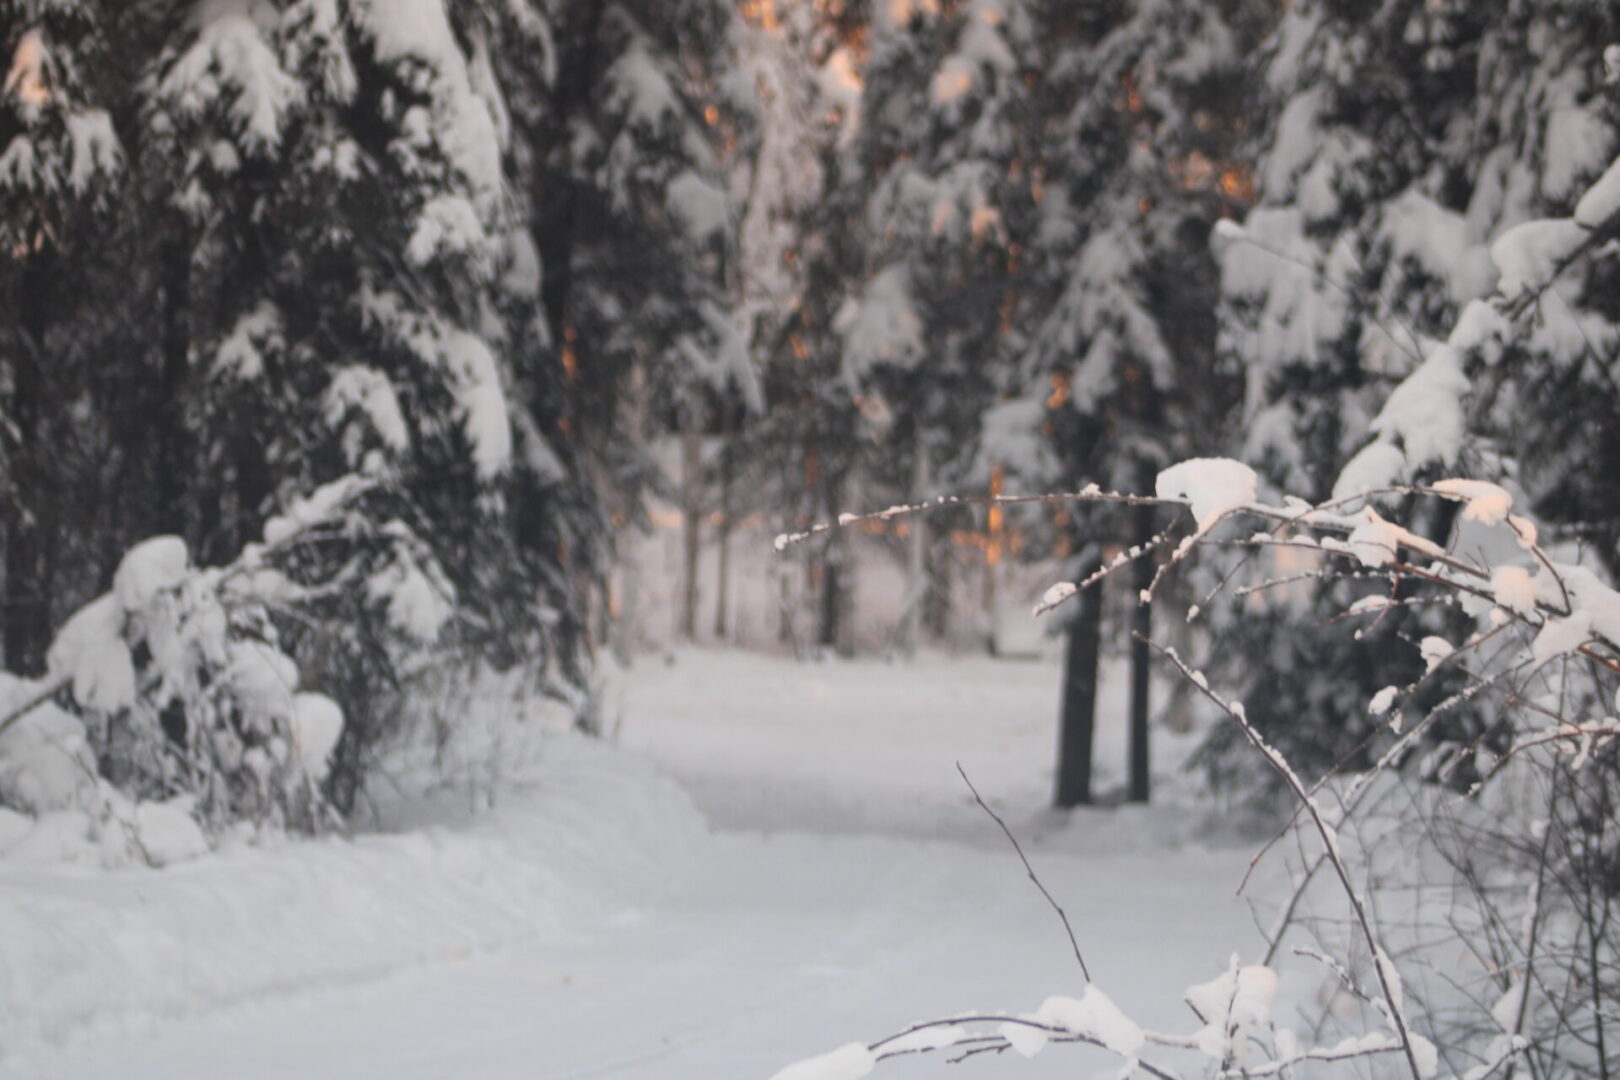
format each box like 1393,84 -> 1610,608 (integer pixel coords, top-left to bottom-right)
957,762 -> 1089,983
1147,638 -> 1426,1080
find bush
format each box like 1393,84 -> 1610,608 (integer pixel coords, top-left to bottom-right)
771,467 -> 1619,1079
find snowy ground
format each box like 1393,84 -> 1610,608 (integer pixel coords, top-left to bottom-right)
4,650 -> 1265,1079
611,648 -> 1212,846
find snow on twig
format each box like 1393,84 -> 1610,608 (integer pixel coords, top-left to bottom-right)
772,486 -> 1179,554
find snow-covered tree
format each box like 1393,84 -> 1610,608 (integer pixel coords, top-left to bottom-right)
529,0 -> 763,648
981,0 -> 1253,802
133,1 -> 591,807
1206,0 -> 1620,789
840,0 -> 1040,651
0,2 -> 128,671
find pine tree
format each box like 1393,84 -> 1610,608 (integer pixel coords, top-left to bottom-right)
734,0 -> 869,654
532,0 -> 760,650
843,0 -> 1039,653
993,0 -> 1250,803
1203,0 -> 1620,789
0,2 -> 129,672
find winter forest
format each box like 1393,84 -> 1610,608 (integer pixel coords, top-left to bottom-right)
4,0 -> 1620,1076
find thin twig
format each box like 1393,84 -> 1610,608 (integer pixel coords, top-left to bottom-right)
957,761 -> 1089,984
1147,639 -> 1425,1080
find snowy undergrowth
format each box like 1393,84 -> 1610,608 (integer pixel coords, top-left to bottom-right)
0,731 -> 703,1057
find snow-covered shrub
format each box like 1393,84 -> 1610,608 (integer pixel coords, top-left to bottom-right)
0,472 -> 484,854
778,452 -> 1620,1078
773,477 -> 1557,1078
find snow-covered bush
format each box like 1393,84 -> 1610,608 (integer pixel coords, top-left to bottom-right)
0,471 -> 486,859
776,455 -> 1620,1078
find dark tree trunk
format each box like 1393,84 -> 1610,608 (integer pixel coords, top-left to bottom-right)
1055,556 -> 1103,808
156,239 -> 191,537
923,539 -> 951,639
2,513 -> 43,675
679,424 -> 701,641
234,437 -> 273,552
713,440 -> 732,640
5,259 -> 54,674
1128,501 -> 1154,803
817,469 -> 855,658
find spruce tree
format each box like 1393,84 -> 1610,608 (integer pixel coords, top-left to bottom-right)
0,2 -> 128,672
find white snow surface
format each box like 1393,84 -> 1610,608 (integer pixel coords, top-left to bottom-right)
1575,152 -> 1620,227
2,733 -> 704,1066
4,650 -> 1257,1079
768,1042 -> 874,1080
1490,218 -> 1587,300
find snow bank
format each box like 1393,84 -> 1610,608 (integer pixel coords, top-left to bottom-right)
0,734 -> 703,1053
768,1042 -> 874,1080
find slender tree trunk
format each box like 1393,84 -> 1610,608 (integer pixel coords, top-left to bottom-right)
157,239 -> 191,538
234,436 -> 272,553
924,541 -> 951,640
983,466 -> 1004,656
982,547 -> 997,656
818,558 -> 840,651
679,423 -> 702,641
5,260 -> 53,673
1055,555 -> 1103,808
778,561 -> 794,647
1128,501 -> 1154,803
898,431 -> 928,656
2,514 -> 42,675
615,543 -> 638,666
816,467 -> 854,656
713,440 -> 732,641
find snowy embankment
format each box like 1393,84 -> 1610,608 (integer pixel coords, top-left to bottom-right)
0,734 -> 704,1055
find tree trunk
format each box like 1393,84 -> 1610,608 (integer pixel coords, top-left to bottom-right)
983,466 -> 1004,656
2,515 -> 42,675
816,467 -> 854,657
156,239 -> 191,538
1128,501 -> 1154,803
713,440 -> 732,641
615,546 -> 638,666
818,558 -> 840,651
898,432 -> 928,656
924,540 -> 951,640
679,424 -> 702,641
5,259 -> 54,674
1055,556 -> 1103,808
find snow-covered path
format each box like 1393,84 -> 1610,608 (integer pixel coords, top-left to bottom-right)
7,651 -> 1260,1079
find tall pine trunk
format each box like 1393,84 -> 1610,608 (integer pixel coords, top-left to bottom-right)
155,241 -> 191,538
713,439 -> 732,641
897,431 -> 928,656
816,465 -> 854,656
1055,555 -> 1103,807
4,258 -> 54,674
923,543 -> 951,640
679,423 -> 702,641
1128,501 -> 1153,802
